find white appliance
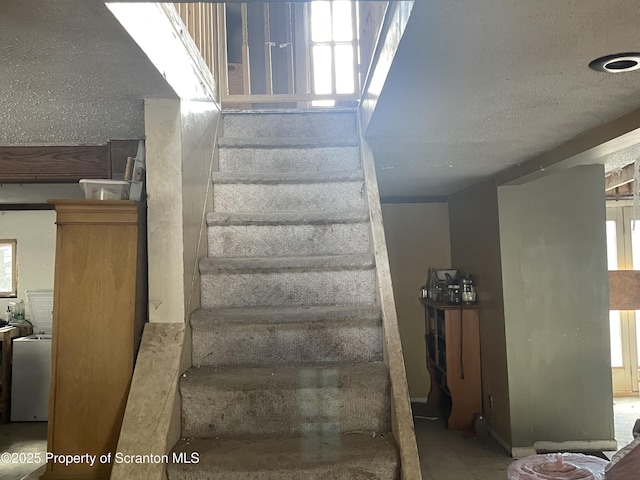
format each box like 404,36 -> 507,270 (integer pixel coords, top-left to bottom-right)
11,290 -> 53,421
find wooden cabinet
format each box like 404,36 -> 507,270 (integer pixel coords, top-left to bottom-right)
42,200 -> 146,480
421,298 -> 481,430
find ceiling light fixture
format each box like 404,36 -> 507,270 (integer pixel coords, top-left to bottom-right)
589,52 -> 640,73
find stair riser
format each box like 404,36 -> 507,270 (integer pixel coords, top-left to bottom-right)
167,461 -> 398,480
218,146 -> 360,173
181,381 -> 390,438
207,223 -> 371,257
167,436 -> 399,480
200,269 -> 376,308
222,112 -> 357,138
213,182 -> 365,213
192,323 -> 383,366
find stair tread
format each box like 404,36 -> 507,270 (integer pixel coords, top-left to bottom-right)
212,169 -> 363,184
191,305 -> 381,326
199,254 -> 375,274
206,210 -> 369,226
218,137 -> 359,148
223,108 -> 358,115
181,362 -> 388,392
169,433 -> 398,476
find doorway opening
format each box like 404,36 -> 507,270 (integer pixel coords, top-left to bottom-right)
605,204 -> 640,449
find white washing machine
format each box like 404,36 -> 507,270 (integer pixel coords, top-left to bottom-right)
11,290 -> 53,422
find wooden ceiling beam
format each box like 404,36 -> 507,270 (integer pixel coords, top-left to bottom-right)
605,162 -> 636,191
605,182 -> 635,200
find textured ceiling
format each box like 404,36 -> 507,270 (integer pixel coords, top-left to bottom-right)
4,0 -> 640,201
0,0 -> 175,146
368,0 -> 640,196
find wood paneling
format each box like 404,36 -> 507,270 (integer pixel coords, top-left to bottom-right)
0,146 -> 109,183
0,204 -> 54,211
609,270 -> 640,310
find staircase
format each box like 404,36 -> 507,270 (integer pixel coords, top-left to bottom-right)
167,110 -> 400,479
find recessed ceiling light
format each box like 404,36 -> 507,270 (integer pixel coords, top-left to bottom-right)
589,53 -> 640,73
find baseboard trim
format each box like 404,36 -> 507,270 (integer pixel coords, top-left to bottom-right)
534,440 -> 618,452
511,447 -> 537,458
410,397 -> 428,404
488,427 -> 518,457
484,427 -> 617,458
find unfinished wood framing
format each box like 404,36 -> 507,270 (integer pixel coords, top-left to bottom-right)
173,2 -> 217,75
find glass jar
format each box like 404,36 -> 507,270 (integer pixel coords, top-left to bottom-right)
448,284 -> 461,304
461,276 -> 477,304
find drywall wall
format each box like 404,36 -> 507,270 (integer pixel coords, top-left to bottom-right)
449,179 -> 512,446
498,165 -> 614,450
381,202 -> 451,398
145,99 -> 220,324
0,210 -> 56,316
146,99 -> 185,324
180,100 -> 220,319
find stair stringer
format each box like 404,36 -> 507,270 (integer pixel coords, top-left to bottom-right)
359,130 -> 423,480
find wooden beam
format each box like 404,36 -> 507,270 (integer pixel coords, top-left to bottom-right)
610,270 -> 640,310
605,182 -> 635,200
0,204 -> 54,211
605,163 -> 636,191
0,146 -> 109,183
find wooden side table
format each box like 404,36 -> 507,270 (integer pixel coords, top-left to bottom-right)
0,325 -> 34,422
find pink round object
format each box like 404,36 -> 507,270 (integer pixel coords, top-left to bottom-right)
507,453 -> 608,480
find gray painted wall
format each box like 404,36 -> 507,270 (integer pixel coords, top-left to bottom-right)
498,165 -> 614,448
449,179 -> 512,445
382,202 -> 451,398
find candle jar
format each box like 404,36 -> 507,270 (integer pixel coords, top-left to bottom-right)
462,276 -> 477,304
448,284 -> 461,304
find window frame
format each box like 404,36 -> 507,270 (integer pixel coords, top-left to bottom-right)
0,239 -> 17,298
308,0 -> 360,99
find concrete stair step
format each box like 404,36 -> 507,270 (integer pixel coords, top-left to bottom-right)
180,362 -> 391,438
212,169 -> 363,184
206,210 -> 371,257
191,305 -> 382,325
167,434 -> 399,480
218,144 -> 360,173
191,305 -> 383,366
217,137 -> 359,148
199,255 -> 376,308
206,210 -> 369,226
212,170 -> 365,214
222,110 -> 357,138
